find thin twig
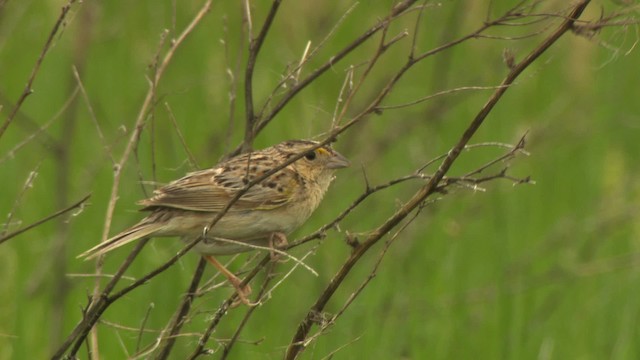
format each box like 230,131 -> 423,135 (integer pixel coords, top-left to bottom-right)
135,304 -> 154,353
2,164 -> 40,237
54,3 -> 214,358
245,0 -> 422,153
258,2 -> 360,121
302,210 -> 422,351
220,262 -> 277,359
201,237 -> 318,276
0,87 -> 78,165
0,0 -> 77,141
154,257 -> 207,359
0,194 -> 91,246
186,255 -> 271,359
53,238 -> 148,358
73,66 -> 115,166
378,85 -> 511,110
242,0 -> 282,152
164,102 -> 199,169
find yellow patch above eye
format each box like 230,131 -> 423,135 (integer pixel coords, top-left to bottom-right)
316,148 -> 330,156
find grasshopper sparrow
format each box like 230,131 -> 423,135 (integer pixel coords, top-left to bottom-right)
80,140 -> 349,304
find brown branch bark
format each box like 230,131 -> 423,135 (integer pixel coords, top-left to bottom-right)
52,239 -> 149,359
154,258 -> 207,359
242,0 -> 282,153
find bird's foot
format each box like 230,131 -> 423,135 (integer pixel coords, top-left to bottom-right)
269,232 -> 289,263
204,255 -> 258,307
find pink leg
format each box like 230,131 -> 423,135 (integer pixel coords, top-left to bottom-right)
204,255 -> 256,306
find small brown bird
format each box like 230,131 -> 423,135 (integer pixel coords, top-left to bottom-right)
80,140 -> 349,304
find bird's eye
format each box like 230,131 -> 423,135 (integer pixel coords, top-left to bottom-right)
304,151 -> 317,161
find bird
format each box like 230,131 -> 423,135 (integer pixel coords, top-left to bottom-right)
79,139 -> 350,304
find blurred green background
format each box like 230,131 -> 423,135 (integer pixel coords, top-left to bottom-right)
2,0 -> 640,359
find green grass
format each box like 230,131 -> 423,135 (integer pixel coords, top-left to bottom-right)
2,1 -> 640,359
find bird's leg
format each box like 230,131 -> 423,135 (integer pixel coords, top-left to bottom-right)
203,255 -> 256,307
268,232 -> 289,262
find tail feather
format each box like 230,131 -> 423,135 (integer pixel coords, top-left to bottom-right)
78,220 -> 162,260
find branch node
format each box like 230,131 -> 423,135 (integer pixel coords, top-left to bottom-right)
309,310 -> 333,327
344,231 -> 360,249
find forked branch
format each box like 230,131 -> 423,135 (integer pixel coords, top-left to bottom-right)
285,1 -> 591,358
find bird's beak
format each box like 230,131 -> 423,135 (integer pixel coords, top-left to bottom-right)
326,151 -> 350,169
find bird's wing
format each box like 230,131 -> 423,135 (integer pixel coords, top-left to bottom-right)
137,166 -> 297,212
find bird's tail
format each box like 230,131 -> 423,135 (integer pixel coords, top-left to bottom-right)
78,218 -> 163,260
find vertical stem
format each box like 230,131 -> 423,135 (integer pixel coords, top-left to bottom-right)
242,0 -> 282,153
49,2 -> 93,352
155,258 -> 207,359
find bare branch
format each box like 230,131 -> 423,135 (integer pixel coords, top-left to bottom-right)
54,238 -> 149,358
0,193 -> 91,246
72,66 -> 115,166
164,102 -> 199,169
0,0 -> 78,141
154,258 -> 207,359
242,0 -> 282,152
54,3 -> 214,358
248,0 -> 422,150
285,2 -> 591,358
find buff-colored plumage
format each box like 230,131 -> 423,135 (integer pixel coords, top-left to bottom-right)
80,140 -> 349,260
